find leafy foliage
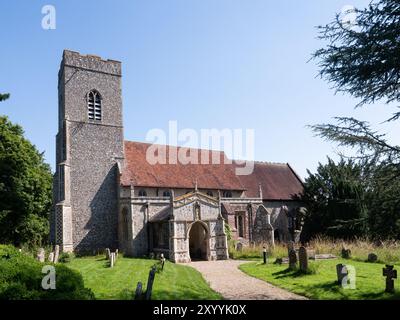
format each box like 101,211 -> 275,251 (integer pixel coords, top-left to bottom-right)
0,93 -> 10,102
313,0 -> 400,119
0,245 -> 95,300
0,116 -> 52,247
300,158 -> 368,241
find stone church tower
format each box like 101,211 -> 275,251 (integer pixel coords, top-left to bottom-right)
51,50 -> 124,253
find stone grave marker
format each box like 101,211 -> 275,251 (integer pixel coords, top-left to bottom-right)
115,249 -> 119,260
145,266 -> 157,300
341,247 -> 351,259
367,253 -> 378,263
383,265 -> 397,293
37,248 -> 45,263
105,248 -> 110,260
236,242 -> 243,252
134,282 -> 143,300
53,245 -> 60,264
336,264 -> 348,286
48,252 -> 54,263
110,252 -> 115,268
298,246 -> 308,272
287,241 -> 295,256
288,249 -> 297,270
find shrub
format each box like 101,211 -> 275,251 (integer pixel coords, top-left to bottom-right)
0,245 -> 94,300
58,252 -> 73,263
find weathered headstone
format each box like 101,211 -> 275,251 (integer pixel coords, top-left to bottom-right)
288,249 -> 297,270
298,246 -> 308,272
105,248 -> 111,260
341,247 -> 351,259
115,249 -> 119,260
37,248 -> 45,263
236,242 -> 243,252
336,264 -> 348,286
145,266 -> 157,300
383,265 -> 397,293
287,241 -> 295,255
110,252 -> 115,268
274,258 -> 283,265
367,253 -> 378,263
53,245 -> 60,264
48,252 -> 54,263
149,252 -> 155,259
134,282 -> 143,300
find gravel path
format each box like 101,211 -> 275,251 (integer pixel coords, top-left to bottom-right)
186,260 -> 307,300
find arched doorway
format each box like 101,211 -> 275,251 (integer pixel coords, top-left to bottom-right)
189,222 -> 208,261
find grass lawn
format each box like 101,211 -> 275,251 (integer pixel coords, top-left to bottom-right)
240,259 -> 400,300
67,256 -> 222,300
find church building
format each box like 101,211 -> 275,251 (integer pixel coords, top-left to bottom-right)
51,50 -> 304,262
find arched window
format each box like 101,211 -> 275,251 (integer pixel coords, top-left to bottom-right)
87,90 -> 102,121
223,190 -> 232,198
163,190 -> 171,197
122,207 -> 129,241
138,189 -> 147,197
206,191 -> 214,197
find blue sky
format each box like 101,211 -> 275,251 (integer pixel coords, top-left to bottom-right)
1,0 -> 399,179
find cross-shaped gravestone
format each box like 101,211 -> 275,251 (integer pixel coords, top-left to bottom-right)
336,264 -> 348,286
298,246 -> 308,272
383,265 -> 397,293
288,249 -> 297,270
145,266 -> 157,300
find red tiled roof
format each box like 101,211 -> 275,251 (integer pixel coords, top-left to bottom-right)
121,141 -> 304,200
238,162 -> 304,200
121,141 -> 244,190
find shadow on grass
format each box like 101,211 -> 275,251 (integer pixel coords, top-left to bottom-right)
272,268 -> 316,279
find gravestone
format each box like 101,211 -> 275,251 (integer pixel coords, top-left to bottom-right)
383,265 -> 397,293
341,247 -> 351,259
149,252 -> 155,259
287,241 -> 295,256
37,248 -> 45,263
145,266 -> 157,300
134,282 -> 143,300
367,253 -> 378,263
48,252 -> 54,263
298,246 -> 308,272
53,245 -> 60,264
110,252 -> 115,268
115,249 -> 119,260
105,248 -> 110,260
288,249 -> 297,270
336,264 -> 348,286
274,258 -> 283,265
236,242 -> 243,252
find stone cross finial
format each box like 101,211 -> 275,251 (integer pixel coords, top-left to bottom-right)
383,265 -> 397,293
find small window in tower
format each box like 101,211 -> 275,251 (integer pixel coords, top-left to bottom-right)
87,90 -> 102,121
138,189 -> 147,197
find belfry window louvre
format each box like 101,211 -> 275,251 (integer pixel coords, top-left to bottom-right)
87,90 -> 102,121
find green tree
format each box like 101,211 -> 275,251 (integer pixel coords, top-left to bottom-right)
0,93 -> 10,102
0,116 -> 52,247
300,158 -> 368,241
311,0 -> 400,169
